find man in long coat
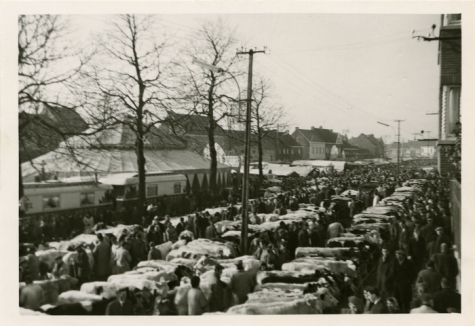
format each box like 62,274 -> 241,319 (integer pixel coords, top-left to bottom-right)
393,250 -> 416,313
94,233 -> 111,281
376,247 -> 395,298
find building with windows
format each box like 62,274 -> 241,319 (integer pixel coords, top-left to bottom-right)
436,14 -> 461,176
292,126 -> 342,160
348,133 -> 385,158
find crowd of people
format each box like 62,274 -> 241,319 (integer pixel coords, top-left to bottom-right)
19,160 -> 461,315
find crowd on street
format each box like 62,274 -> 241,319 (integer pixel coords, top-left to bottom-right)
19,160 -> 461,315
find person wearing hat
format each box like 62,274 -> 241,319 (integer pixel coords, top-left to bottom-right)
393,249 -> 416,313
410,293 -> 438,313
408,230 -> 427,273
433,227 -> 451,256
230,260 -> 255,304
376,247 -> 395,299
106,286 -> 134,315
208,264 -> 227,312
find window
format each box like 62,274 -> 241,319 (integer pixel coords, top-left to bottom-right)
80,192 -> 95,206
442,85 -> 461,140
444,14 -> 461,26
43,196 -> 60,209
174,182 -> 181,194
291,149 -> 294,154
147,185 -> 158,197
298,149 -> 301,154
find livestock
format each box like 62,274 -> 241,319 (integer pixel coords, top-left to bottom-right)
194,255 -> 261,275
35,249 -> 69,270
80,281 -> 117,299
226,294 -> 323,315
256,270 -> 326,285
107,269 -> 177,283
19,275 -> 77,305
166,239 -> 234,261
57,290 -> 103,305
282,257 -> 356,277
295,247 -> 359,259
62,249 -> 95,274
155,241 -> 173,258
247,287 -> 338,310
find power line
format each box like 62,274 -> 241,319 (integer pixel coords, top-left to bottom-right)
271,55 -> 387,122
257,59 -> 378,123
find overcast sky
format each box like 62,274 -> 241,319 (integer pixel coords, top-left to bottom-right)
72,13 -> 442,143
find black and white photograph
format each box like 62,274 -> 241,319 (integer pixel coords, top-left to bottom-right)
1,0 -> 474,323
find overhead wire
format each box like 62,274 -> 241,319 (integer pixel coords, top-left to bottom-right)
256,58 -> 377,123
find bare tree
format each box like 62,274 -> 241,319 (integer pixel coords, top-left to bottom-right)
180,19 -> 245,192
251,76 -> 288,183
78,14 -> 180,218
18,15 -> 99,200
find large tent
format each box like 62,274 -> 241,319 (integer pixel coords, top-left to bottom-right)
291,160 -> 347,172
21,123 -> 233,193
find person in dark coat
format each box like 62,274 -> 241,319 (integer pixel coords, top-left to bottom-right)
147,242 -> 162,260
93,233 -> 111,281
208,264 -> 227,312
376,247 -> 395,298
205,222 -> 218,240
76,245 -> 91,287
298,223 -> 310,247
393,250 -> 416,313
408,231 -> 427,273
416,260 -> 442,295
106,287 -> 134,315
146,223 -> 163,246
366,286 -> 389,314
432,278 -> 461,313
432,227 -> 452,256
176,218 -> 186,237
430,243 -> 459,287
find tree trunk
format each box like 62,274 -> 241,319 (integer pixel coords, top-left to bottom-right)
136,115 -> 146,220
208,113 -> 218,192
207,77 -> 217,192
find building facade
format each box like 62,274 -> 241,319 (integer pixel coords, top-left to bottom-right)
292,126 -> 341,160
437,14 -> 461,176
348,134 -> 384,158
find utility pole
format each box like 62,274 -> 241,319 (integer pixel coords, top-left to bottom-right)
394,120 -> 405,182
237,47 -> 266,255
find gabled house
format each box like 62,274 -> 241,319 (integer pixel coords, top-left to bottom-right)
348,133 -> 384,158
292,126 -> 342,160
19,104 -> 89,163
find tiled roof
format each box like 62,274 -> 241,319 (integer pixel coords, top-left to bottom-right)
295,128 -> 338,143
62,122 -> 186,150
168,111 -> 226,136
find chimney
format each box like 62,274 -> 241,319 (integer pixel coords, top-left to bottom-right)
295,127 -> 299,132
319,126 -> 322,129
285,130 -> 289,135
311,126 -> 315,130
